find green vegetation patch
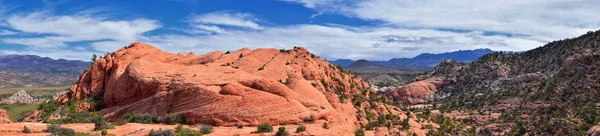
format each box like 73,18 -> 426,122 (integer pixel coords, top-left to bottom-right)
0,103 -> 38,121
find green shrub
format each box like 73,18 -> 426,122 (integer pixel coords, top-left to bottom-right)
365,121 -> 377,130
149,129 -> 174,136
175,125 -> 202,136
401,117 -> 410,130
296,125 -> 306,133
45,124 -> 76,136
115,120 -> 127,126
257,123 -> 273,133
38,101 -> 60,121
91,113 -> 113,131
303,115 -> 315,123
275,127 -> 289,136
60,111 -> 93,123
101,129 -> 108,136
175,125 -> 183,132
200,124 -> 213,134
355,129 -> 365,136
22,125 -> 31,133
322,122 -> 329,129
162,113 -> 186,125
124,113 -> 158,124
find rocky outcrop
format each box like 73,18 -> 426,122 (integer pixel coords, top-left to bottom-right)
0,90 -> 45,104
383,77 -> 446,104
0,108 -> 11,124
64,42 -> 377,135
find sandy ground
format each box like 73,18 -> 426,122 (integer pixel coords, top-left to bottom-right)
0,120 -> 350,136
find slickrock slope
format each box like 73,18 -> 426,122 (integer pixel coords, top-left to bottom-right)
61,42 -> 435,135
0,108 -> 11,124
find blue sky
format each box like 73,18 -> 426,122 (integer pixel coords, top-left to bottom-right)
1,0 -> 599,61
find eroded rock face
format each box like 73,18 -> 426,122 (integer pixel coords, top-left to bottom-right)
65,42 -> 372,134
383,77 -> 445,104
0,108 -> 11,124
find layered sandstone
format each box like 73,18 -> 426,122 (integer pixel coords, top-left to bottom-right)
383,77 -> 445,104
65,42 -> 373,135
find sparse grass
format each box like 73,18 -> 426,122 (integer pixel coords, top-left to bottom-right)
0,103 -> 38,121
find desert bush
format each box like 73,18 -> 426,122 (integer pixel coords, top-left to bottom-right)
162,113 -> 186,125
175,125 -> 202,136
148,129 -> 174,136
91,113 -> 113,131
257,123 -> 273,133
22,125 -> 31,133
45,124 -> 76,136
275,127 -> 289,136
303,115 -> 315,123
200,124 -> 213,134
38,101 -> 60,120
296,125 -> 306,133
124,113 -> 158,124
322,122 -> 329,129
101,129 -> 108,136
355,129 -> 365,136
236,124 -> 243,129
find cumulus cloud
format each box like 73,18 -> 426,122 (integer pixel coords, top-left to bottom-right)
190,11 -> 263,30
291,0 -> 600,42
148,24 -> 543,61
6,11 -> 160,42
0,29 -> 16,35
0,10 -> 161,59
3,1 -> 599,61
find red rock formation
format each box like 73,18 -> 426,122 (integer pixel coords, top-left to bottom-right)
384,77 -> 445,104
65,42 -> 372,135
19,110 -> 43,123
0,108 -> 11,124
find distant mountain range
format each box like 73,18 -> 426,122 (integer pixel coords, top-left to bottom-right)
346,59 -> 387,69
330,48 -> 494,69
0,55 -> 89,88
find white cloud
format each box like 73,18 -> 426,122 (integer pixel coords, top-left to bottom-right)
190,11 -> 263,30
0,10 -> 161,59
2,38 -> 67,49
147,24 -> 544,61
192,25 -> 231,34
291,0 -> 600,42
0,29 -> 16,35
3,1 -> 599,61
6,11 -> 161,42
280,0 -> 339,9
